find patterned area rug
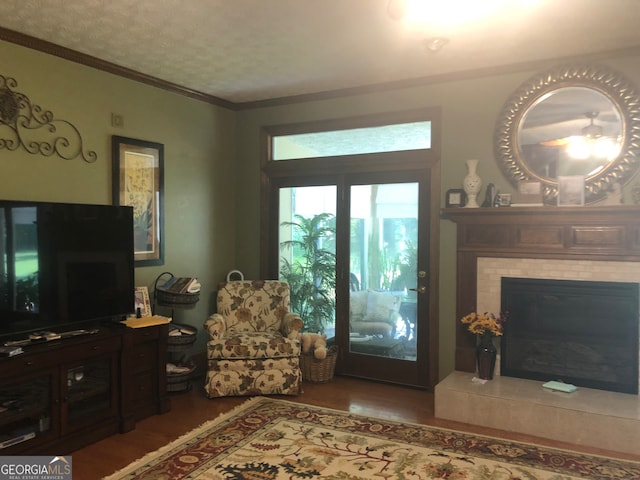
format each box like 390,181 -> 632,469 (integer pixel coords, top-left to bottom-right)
105,397 -> 640,479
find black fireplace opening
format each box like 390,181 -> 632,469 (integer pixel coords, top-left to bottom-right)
500,277 -> 639,394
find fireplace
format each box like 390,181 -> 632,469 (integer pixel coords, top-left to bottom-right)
437,206 -> 640,455
500,277 -> 639,394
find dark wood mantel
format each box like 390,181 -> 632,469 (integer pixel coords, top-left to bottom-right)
442,205 -> 640,372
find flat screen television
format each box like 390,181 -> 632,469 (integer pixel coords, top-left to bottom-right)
0,200 -> 135,341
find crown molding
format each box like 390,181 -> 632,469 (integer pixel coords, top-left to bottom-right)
2,25 -> 639,112
0,26 -> 236,110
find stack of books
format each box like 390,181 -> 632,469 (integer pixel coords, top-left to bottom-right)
158,276 -> 201,294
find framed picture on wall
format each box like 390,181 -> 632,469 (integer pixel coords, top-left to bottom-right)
112,136 -> 164,266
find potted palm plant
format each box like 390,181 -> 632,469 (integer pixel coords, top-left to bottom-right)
279,213 -> 336,334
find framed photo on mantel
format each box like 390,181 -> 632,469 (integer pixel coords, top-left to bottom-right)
112,136 -> 165,266
557,175 -> 585,207
446,189 -> 466,208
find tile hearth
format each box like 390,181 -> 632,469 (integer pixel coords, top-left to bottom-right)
435,371 -> 640,456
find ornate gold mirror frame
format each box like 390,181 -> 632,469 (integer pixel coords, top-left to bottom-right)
495,64 -> 640,204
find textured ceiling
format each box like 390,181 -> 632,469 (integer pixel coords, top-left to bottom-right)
1,0 -> 639,105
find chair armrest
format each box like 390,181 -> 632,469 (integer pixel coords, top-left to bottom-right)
281,312 -> 303,339
204,313 -> 226,341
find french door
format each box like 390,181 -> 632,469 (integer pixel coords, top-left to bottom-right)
264,109 -> 441,388
338,170 -> 432,387
272,166 -> 436,388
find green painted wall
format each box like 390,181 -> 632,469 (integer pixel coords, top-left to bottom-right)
4,37 -> 639,382
0,40 -> 237,351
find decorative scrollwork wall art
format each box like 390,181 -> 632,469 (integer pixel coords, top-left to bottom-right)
0,74 -> 97,163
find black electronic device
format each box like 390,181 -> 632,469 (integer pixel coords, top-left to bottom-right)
0,200 -> 135,341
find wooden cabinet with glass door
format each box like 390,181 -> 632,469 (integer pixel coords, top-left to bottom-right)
0,371 -> 54,451
0,329 -> 122,454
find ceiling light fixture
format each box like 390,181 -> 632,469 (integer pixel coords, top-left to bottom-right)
423,37 -> 449,52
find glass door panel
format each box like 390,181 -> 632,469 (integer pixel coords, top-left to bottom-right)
276,177 -> 430,387
278,185 -> 337,336
349,183 -> 418,361
0,373 -> 53,449
64,357 -> 114,432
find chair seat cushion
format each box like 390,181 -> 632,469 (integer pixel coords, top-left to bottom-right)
205,358 -> 301,398
351,320 -> 393,338
207,332 -> 301,359
207,356 -> 299,372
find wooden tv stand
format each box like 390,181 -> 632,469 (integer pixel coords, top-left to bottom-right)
0,323 -> 170,454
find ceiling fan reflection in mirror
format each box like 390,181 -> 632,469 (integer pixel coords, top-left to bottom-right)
542,111 -> 622,165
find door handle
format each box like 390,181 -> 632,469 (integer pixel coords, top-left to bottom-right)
409,285 -> 427,294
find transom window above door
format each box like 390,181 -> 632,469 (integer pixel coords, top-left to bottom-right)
272,121 -> 432,160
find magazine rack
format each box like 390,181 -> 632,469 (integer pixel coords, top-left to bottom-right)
152,272 -> 200,393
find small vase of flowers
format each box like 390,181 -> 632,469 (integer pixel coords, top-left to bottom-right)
460,311 -> 507,380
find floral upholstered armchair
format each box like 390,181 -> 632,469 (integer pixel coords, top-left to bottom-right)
203,280 -> 304,398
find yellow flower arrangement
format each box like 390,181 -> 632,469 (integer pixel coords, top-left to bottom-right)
460,311 -> 507,337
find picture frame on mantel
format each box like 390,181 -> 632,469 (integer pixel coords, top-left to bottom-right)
445,189 -> 466,208
557,175 -> 585,207
112,136 -> 165,266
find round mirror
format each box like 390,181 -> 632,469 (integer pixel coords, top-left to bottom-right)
495,64 -> 640,204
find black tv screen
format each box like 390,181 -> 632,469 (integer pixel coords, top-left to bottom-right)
0,200 -> 135,340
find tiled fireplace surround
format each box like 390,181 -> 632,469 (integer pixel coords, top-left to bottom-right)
435,207 -> 640,456
476,257 -> 640,384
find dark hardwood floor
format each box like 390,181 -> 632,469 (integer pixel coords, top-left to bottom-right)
72,375 -> 640,479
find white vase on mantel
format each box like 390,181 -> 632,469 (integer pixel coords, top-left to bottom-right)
463,159 -> 482,208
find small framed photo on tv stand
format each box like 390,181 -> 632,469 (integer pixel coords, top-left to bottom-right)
134,287 -> 152,318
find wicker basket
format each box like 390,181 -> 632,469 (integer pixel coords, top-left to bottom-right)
300,346 -> 338,383
153,271 -> 201,310
156,289 -> 200,309
167,362 -> 196,393
167,323 -> 197,352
